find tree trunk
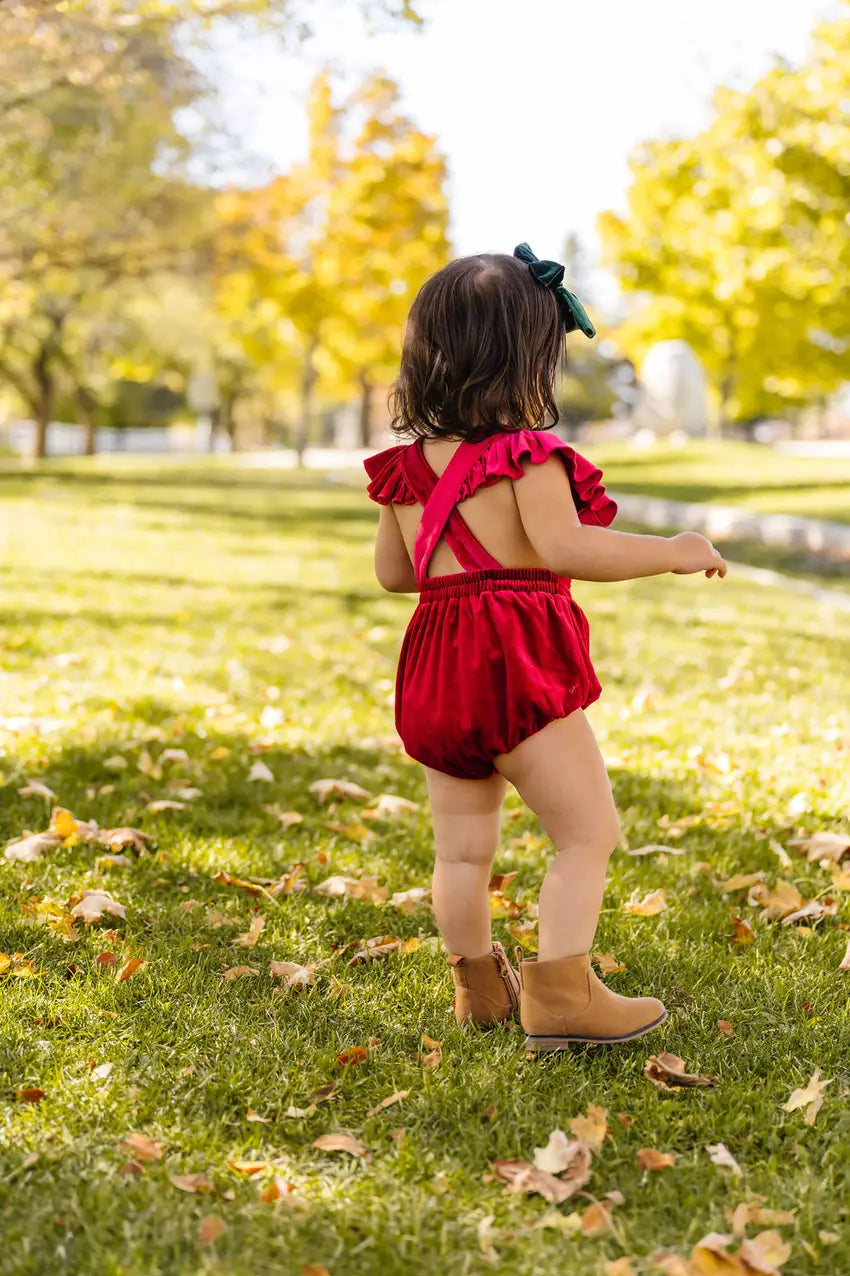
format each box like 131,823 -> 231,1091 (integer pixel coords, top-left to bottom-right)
358,372 -> 373,448
295,341 -> 317,467
33,414 -> 49,460
717,371 -> 735,440
76,387 -> 98,456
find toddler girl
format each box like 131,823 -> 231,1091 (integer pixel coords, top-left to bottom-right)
363,245 -> 726,1051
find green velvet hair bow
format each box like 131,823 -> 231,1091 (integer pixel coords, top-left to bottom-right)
513,242 -> 596,339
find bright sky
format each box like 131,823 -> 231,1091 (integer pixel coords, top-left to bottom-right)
214,0 -> 837,294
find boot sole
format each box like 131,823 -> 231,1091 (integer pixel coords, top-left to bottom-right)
523,1008 -> 667,1049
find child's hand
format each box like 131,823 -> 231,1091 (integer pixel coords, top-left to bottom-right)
671,531 -> 728,578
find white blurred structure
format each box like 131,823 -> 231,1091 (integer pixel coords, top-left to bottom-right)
633,340 -> 708,437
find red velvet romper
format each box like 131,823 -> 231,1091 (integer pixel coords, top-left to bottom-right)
363,428 -> 617,780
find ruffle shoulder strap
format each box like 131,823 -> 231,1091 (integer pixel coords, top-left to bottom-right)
362,443 -> 419,506
455,428 -> 617,527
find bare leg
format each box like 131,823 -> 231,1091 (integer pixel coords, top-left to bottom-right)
425,767 -> 509,959
494,711 -> 619,961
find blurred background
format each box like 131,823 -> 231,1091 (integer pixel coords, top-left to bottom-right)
0,0 -> 848,461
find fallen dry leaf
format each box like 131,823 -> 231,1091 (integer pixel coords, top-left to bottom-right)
593,951 -> 628,976
706,1142 -> 743,1176
387,886 -> 431,913
120,1133 -> 163,1162
270,960 -> 315,990
116,957 -> 147,983
622,888 -> 666,916
17,1087 -> 45,1103
533,1130 -> 591,1177
366,1090 -> 409,1118
718,872 -> 764,892
213,871 -> 274,901
337,1047 -> 368,1068
362,793 -> 419,819
275,810 -> 304,828
324,819 -> 375,845
4,831 -> 60,862
637,1148 -> 677,1171
421,1033 -> 443,1071
729,914 -> 756,945
478,1213 -> 499,1264
302,1267 -> 331,1276
311,1132 -> 368,1158
581,1201 -> 612,1237
748,880 -> 804,921
249,760 -> 275,783
568,1105 -> 608,1153
790,831 -> 850,864
604,1261 -> 635,1276
99,827 -> 153,853
309,778 -> 371,805
488,890 -> 526,920
227,1159 -> 268,1176
171,1173 -> 215,1194
246,1110 -> 269,1123
234,916 -> 266,949
507,920 -> 538,951
18,779 -> 56,800
269,864 -> 307,897
488,871 -> 519,892
314,874 -> 387,904
96,854 -> 132,871
1,954 -> 38,979
50,807 -> 78,839
782,1069 -> 829,1125
268,959 -> 313,990
197,1215 -> 226,1246
69,890 -> 126,925
146,799 -> 185,813
740,1229 -> 793,1271
494,1158 -> 583,1205
717,1020 -> 735,1037
221,965 -> 259,981
644,1053 -> 716,1091
728,1200 -> 796,1235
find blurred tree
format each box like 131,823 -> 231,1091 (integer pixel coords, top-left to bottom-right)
321,74 -> 450,444
556,234 -> 626,435
598,4 -> 850,428
0,0 -> 424,457
0,14 -> 206,456
215,71 -> 450,457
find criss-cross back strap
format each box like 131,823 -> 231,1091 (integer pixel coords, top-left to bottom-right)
409,436 -> 503,586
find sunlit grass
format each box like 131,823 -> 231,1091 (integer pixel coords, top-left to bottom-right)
592,439 -> 850,525
1,460 -> 849,1276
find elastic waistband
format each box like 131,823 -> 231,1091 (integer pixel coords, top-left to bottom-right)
418,567 -> 572,602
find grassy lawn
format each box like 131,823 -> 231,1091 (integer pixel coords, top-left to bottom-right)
2,457 -> 849,1276
591,441 -> 850,526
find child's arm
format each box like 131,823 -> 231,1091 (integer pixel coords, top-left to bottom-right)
373,505 -> 418,592
515,457 -> 727,582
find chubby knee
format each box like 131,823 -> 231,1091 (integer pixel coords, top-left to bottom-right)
555,807 -> 620,863
434,839 -> 496,867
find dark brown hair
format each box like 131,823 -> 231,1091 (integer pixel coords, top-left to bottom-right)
389,254 -> 566,441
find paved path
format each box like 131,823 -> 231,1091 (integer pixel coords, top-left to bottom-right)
611,492 -> 850,564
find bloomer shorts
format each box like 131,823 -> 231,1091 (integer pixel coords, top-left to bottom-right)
394,567 -> 602,780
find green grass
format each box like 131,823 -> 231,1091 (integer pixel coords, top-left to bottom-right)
591,440 -> 850,525
1,457 -> 849,1276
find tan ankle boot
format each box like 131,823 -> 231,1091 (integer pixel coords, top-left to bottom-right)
448,942 -> 520,1026
520,954 -> 666,1049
